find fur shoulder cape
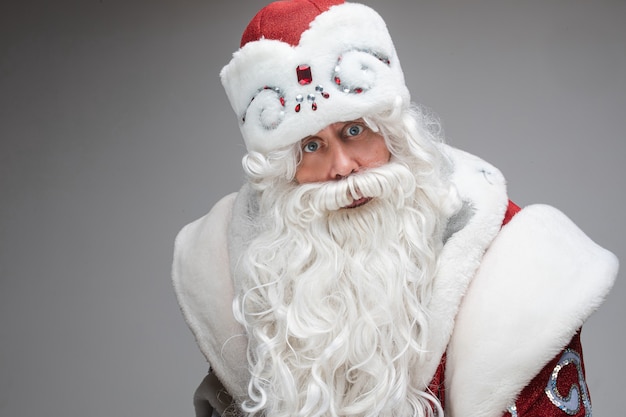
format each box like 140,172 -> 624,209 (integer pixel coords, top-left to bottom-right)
172,145 -> 617,416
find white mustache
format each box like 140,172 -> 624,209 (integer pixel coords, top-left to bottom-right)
283,162 -> 416,223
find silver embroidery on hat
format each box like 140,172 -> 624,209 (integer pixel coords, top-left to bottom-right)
241,48 -> 391,131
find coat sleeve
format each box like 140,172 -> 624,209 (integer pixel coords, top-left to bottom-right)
193,370 -> 236,417
193,372 -> 215,417
446,204 -> 618,417
496,202 -> 592,416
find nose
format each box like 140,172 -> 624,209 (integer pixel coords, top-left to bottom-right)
330,142 -> 360,180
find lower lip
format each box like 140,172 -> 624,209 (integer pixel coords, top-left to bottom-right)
344,197 -> 372,209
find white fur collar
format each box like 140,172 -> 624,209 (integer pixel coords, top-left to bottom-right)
412,145 -> 511,385
172,192 -> 249,402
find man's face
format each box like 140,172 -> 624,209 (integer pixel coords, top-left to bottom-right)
295,120 -> 391,188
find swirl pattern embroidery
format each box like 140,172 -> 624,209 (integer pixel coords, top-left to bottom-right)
545,349 -> 592,416
241,48 -> 391,130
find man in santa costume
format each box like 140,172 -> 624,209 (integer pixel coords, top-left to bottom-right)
172,1 -> 618,416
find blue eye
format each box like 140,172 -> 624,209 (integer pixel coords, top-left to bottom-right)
303,140 -> 320,153
346,124 -> 364,137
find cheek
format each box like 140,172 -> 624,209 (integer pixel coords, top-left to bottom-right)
365,137 -> 391,167
295,156 -> 320,183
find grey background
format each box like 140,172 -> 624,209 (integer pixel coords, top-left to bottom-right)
1,0 -> 624,416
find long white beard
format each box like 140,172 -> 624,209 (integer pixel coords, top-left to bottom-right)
235,161 -> 454,417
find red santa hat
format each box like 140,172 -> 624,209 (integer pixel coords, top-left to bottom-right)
220,0 -> 411,154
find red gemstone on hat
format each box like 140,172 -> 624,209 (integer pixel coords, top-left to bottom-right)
322,92 -> 330,99
312,102 -> 317,111
334,77 -> 341,85
295,103 -> 301,112
280,97 -> 285,106
297,65 -> 313,85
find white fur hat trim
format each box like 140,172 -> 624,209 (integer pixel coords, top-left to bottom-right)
220,2 -> 410,154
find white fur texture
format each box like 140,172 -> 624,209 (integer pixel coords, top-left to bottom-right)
416,146 -> 509,382
445,204 -> 618,417
172,193 -> 249,401
220,3 -> 410,153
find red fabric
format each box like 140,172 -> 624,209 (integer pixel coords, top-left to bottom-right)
502,331 -> 590,416
428,332 -> 590,416
241,0 -> 344,47
503,200 -> 521,226
428,352 -> 446,407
